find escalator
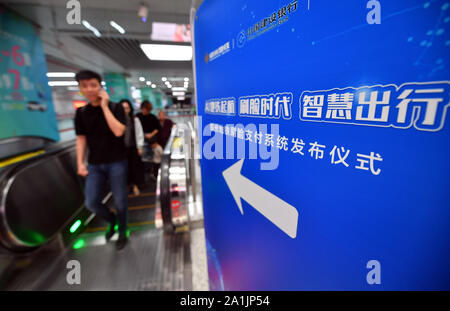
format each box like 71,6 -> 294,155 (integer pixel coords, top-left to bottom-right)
0,119 -> 198,253
0,140 -> 85,252
155,122 -> 198,232
0,120 -> 200,290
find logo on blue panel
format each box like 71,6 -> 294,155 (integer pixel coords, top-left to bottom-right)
237,30 -> 246,48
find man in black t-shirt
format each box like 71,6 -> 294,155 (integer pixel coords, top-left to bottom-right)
136,100 -> 161,165
74,70 -> 129,250
136,100 -> 161,142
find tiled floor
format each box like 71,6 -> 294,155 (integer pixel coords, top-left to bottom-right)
190,223 -> 209,291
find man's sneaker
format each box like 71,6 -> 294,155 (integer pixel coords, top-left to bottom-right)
116,233 -> 128,250
105,222 -> 116,241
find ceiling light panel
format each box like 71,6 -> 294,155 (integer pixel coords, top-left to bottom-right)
140,44 -> 192,61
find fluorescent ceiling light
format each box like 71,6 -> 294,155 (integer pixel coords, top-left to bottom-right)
151,84 -> 156,88
172,91 -> 185,96
139,77 -> 145,81
146,81 -> 151,85
140,44 -> 192,61
184,77 -> 189,81
110,21 -> 125,34
101,81 -> 106,86
167,77 -> 185,81
48,81 -> 78,86
162,77 -> 167,81
82,20 -> 101,37
177,96 -> 185,100
46,72 -> 75,78
172,87 -> 187,91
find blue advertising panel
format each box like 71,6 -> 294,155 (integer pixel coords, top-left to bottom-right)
140,87 -> 164,112
104,72 -> 130,103
0,7 -> 59,142
193,0 -> 450,290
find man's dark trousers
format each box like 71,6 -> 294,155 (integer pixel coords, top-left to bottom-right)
85,160 -> 128,234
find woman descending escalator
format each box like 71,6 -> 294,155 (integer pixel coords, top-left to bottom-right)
120,99 -> 145,196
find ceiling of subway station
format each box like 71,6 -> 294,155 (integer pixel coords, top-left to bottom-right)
0,0 -> 196,94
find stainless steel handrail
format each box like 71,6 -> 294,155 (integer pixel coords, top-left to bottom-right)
156,123 -> 193,232
0,141 -> 84,252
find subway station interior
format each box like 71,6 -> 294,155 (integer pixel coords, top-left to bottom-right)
0,0 -> 449,292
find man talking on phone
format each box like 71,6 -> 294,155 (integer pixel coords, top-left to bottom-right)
74,70 -> 129,250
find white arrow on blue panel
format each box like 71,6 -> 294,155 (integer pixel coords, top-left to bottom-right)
222,159 -> 299,238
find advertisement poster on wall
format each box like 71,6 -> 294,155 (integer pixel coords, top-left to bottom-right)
0,7 -> 59,141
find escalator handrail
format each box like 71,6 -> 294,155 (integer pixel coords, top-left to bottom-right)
0,140 -> 79,251
0,139 -> 76,181
158,123 -> 196,231
159,125 -> 179,231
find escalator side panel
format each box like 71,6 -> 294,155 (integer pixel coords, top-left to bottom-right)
0,146 -> 85,251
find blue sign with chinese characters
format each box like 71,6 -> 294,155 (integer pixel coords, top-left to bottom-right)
194,0 -> 450,290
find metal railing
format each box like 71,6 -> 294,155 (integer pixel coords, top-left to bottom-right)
155,121 -> 198,232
